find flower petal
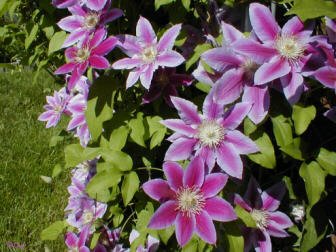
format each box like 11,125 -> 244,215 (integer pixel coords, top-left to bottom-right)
163,162 -> 183,191
126,70 -> 141,88
201,173 -> 228,198
143,179 -> 175,202
183,156 -> 204,188
92,36 -> 118,55
170,96 -> 202,124
175,213 -> 195,246
117,35 -> 142,56
156,51 -> 185,67
58,16 -> 83,32
164,137 -> 197,161
249,3 -> 280,41
267,219 -> 291,238
161,119 -> 197,137
65,232 -> 78,248
54,62 -> 76,74
136,16 -> 156,44
269,211 -> 293,229
89,55 -> 110,69
234,194 -> 252,211
195,146 -> 216,172
140,64 -> 155,89
112,58 -> 142,70
225,130 -> 259,155
313,66 -> 336,89
86,0 -> 107,11
195,211 -> 216,244
204,197 -> 237,222
222,102 -> 251,130
202,48 -> 242,72
202,90 -> 223,120
157,24 -> 181,51
148,200 -> 178,229
221,21 -> 244,44
261,181 -> 286,211
282,16 -> 304,36
254,57 -> 291,84
216,143 -> 243,179
102,8 -> 124,24
280,71 -> 304,104
63,29 -> 87,48
255,231 -> 272,252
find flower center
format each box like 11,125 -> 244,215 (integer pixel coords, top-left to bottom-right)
142,46 -> 157,63
176,187 -> 205,217
251,209 -> 269,230
54,105 -> 63,113
242,59 -> 259,81
82,210 -> 94,224
75,48 -> 90,62
275,36 -> 305,62
84,13 -> 99,29
197,120 -> 225,148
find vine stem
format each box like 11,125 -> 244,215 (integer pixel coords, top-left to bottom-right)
120,211 -> 136,234
136,167 -> 163,172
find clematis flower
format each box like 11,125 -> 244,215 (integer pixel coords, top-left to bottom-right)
38,87 -> 71,128
326,17 -> 336,43
233,3 -> 316,104
65,225 -> 90,252
161,93 -> 259,178
58,2 -> 123,48
142,68 -> 193,106
52,0 -> 77,9
55,28 -> 117,90
234,178 -> 293,252
53,0 -> 109,11
112,16 -> 185,89
129,229 -> 159,252
143,156 -> 237,246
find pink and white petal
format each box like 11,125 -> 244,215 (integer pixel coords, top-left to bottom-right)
163,162 -> 183,191
232,39 -> 277,63
266,220 -> 290,238
221,21 -> 244,44
54,62 -> 76,74
313,66 -> 336,89
201,48 -> 242,72
196,146 -> 216,171
195,211 -> 217,244
234,194 -> 252,212
249,3 -> 280,42
89,28 -> 107,49
65,47 -> 78,60
222,102 -> 251,130
254,57 -> 291,85
282,16 -> 304,36
164,137 -> 197,161
58,16 -> 83,32
78,225 -> 90,246
261,182 -> 286,211
175,213 -> 195,246
140,64 -> 155,89
148,200 -> 178,229
161,119 -> 197,137
112,58 -> 142,70
216,143 -> 243,179
92,36 -> 118,55
65,232 -> 78,248
143,179 -> 175,202
201,173 -> 228,198
157,24 -> 182,51
89,55 -> 110,69
126,70 -> 141,89
170,96 -> 202,124
63,29 -> 87,48
213,69 -> 244,105
225,130 -> 259,155
269,211 -> 293,229
156,51 -> 185,67
204,197 -> 237,222
280,72 -> 304,104
86,0 -> 107,11
242,85 -> 269,124
192,63 -> 215,86
79,247 -> 90,252
183,155 -> 204,188
68,4 -> 86,15
68,116 -> 85,130
117,35 -> 142,56
38,110 -> 54,121
136,16 -> 157,44
52,0 -> 77,9
202,90 -> 223,120
255,231 -> 272,252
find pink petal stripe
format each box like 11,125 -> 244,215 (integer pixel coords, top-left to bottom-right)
202,90 -> 223,120
126,70 -> 141,89
204,197 -> 237,222
161,119 -> 197,137
222,102 -> 251,130
202,48 -> 242,72
112,58 -> 142,70
249,3 -> 280,42
117,35 -> 142,56
261,182 -> 286,211
136,16 -> 156,44
183,156 -> 204,188
65,47 -> 77,60
234,194 -> 252,212
256,231 -> 272,252
65,232 -> 78,248
221,22 -> 244,44
89,55 -> 110,69
224,130 -> 259,155
216,143 -> 243,179
157,24 -> 182,51
280,72 -> 304,104
86,0 -> 107,11
269,211 -> 293,229
156,50 -> 185,67
313,66 -> 336,89
163,162 -> 183,191
62,29 -> 87,48
142,179 -> 175,202
92,36 -> 118,55
282,16 -> 304,36
254,57 -> 291,85
54,62 -> 76,74
201,173 -> 228,198
58,16 -> 83,32
175,213 -> 195,246
140,63 -> 155,89
170,96 -> 202,125
195,211 -> 216,244
267,220 -> 290,238
148,200 -> 178,229
164,137 -> 196,161
89,28 -> 107,49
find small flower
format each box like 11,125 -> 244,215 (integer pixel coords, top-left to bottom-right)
290,204 -> 305,223
143,156 -> 237,246
38,88 -> 70,128
161,92 -> 258,178
129,229 -> 159,252
112,16 -> 185,89
65,225 -> 90,252
234,177 -> 293,252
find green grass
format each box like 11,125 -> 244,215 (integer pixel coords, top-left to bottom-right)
0,70 -> 69,251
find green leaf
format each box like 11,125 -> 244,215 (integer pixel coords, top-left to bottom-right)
280,137 -> 304,161
158,226 -> 175,245
248,130 -> 276,169
283,176 -> 297,200
286,0 -> 336,21
271,115 -> 293,147
181,0 -> 190,10
299,161 -> 326,206
292,104 -> 316,135
150,128 -> 166,149
195,82 -> 211,93
25,24 -> 39,50
100,148 -> 133,171
186,43 -> 212,70
64,144 -> 101,168
154,0 -> 175,10
48,31 -> 66,55
244,117 -> 258,136
223,222 -> 244,252
316,148 -> 336,176
121,171 -> 140,205
108,126 -> 129,150
40,220 -> 67,240
235,205 -> 257,228
52,164 -> 62,178
129,112 -> 147,147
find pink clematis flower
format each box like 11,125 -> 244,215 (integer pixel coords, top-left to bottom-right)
234,178 -> 293,252
38,87 -> 71,128
143,156 -> 237,246
55,28 -> 117,90
112,16 -> 185,89
53,0 -> 109,11
161,93 -> 259,178
58,2 -> 123,48
65,225 -> 91,252
129,229 -> 160,252
233,3 -> 316,104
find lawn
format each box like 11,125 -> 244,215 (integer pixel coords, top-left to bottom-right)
0,69 -> 69,251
